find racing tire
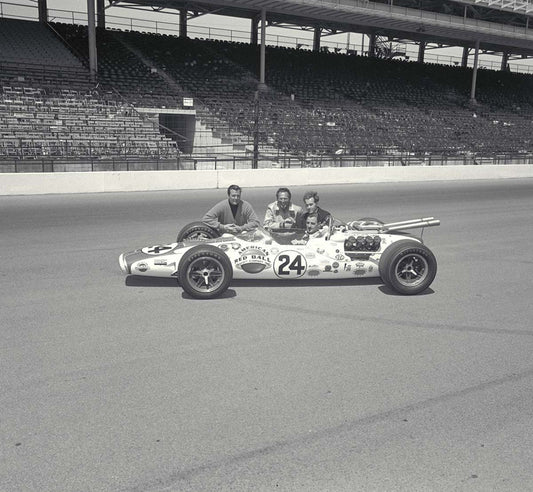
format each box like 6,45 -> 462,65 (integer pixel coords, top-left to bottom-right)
379,240 -> 437,295
178,244 -> 232,299
177,221 -> 220,242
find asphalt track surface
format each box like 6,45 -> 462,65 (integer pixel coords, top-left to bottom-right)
2,179 -> 533,492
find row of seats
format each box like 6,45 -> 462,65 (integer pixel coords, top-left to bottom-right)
115,31 -> 532,155
1,18 -> 533,160
0,87 -> 179,159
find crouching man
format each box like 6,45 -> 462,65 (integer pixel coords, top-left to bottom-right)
202,184 -> 260,234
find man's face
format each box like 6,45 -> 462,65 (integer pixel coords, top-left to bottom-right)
277,191 -> 291,211
304,197 -> 317,214
306,216 -> 318,233
228,190 -> 241,206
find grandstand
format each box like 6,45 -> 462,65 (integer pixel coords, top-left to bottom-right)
1,0 -> 533,170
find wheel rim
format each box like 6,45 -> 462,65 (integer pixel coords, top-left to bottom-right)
186,257 -> 225,293
394,253 -> 429,287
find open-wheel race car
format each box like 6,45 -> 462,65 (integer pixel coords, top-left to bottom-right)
119,216 -> 440,299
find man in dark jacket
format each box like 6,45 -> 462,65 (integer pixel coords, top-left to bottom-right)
296,190 -> 331,229
202,184 -> 260,234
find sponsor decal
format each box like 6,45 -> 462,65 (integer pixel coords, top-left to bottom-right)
234,246 -> 271,274
335,254 -> 345,260
369,266 -> 374,273
136,262 -> 148,272
324,265 -> 332,272
219,244 -> 229,251
274,250 -> 307,278
356,262 -> 365,268
142,245 -> 174,255
232,243 -> 241,249
335,249 -> 340,254
154,259 -> 168,266
307,252 -> 316,259
344,264 -> 351,271
353,269 -> 366,276
332,262 -> 339,269
307,269 -> 320,277
317,248 -> 325,254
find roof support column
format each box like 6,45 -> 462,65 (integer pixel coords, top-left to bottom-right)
96,0 -> 105,29
251,16 -> 259,45
368,33 -> 376,58
313,27 -> 321,52
417,41 -> 425,63
180,8 -> 187,38
38,0 -> 47,23
501,51 -> 509,71
461,46 -> 469,68
470,40 -> 480,104
87,0 -> 98,82
259,8 -> 266,88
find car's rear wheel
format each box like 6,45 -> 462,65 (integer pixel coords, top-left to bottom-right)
178,245 -> 232,299
379,240 -> 437,295
177,221 -> 220,242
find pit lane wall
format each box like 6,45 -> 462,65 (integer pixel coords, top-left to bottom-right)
1,165 -> 533,195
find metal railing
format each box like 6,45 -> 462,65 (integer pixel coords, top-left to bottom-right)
2,152 -> 532,173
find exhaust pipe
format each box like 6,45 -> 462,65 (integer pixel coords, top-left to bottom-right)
384,219 -> 440,232
383,217 -> 434,227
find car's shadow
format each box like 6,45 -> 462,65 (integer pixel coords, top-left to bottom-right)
125,276 -> 434,297
125,276 -> 179,288
378,285 -> 435,296
125,275 -> 386,289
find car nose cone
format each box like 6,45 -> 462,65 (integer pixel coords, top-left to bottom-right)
119,253 -> 129,274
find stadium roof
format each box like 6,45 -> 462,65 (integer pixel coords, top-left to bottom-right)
113,0 -> 533,55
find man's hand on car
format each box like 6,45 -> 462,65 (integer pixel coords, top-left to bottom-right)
223,224 -> 241,234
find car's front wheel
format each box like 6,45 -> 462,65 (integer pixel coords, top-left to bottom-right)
379,240 -> 437,295
178,245 -> 232,299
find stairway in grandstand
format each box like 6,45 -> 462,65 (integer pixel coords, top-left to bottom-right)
113,32 -> 254,161
48,23 -> 277,165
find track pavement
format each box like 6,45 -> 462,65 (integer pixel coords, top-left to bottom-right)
1,179 -> 533,491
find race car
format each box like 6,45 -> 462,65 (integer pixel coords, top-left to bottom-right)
119,216 -> 440,299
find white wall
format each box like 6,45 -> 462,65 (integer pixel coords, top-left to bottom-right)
1,165 -> 533,196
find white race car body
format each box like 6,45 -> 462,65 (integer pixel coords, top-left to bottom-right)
119,217 -> 440,297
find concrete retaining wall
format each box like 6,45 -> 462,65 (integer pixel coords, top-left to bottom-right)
1,165 -> 533,196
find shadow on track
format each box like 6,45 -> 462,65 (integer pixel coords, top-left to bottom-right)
125,276 -> 178,287
125,275 -> 385,291
378,285 -> 435,296
124,276 -> 436,297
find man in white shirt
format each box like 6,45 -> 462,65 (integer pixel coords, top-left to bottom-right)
263,187 -> 302,230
